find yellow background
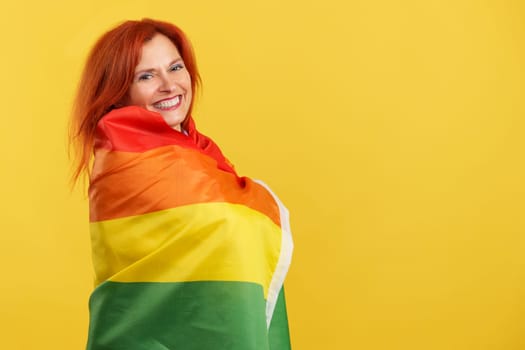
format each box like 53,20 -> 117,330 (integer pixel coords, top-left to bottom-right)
1,0 -> 524,349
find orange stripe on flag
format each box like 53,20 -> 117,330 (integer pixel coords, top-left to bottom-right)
89,145 -> 280,225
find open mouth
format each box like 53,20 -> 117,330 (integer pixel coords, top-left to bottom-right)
153,95 -> 181,110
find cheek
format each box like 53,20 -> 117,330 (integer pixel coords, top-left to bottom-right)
129,86 -> 153,105
184,79 -> 193,99
182,73 -> 192,92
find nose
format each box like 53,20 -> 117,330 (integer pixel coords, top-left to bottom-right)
158,73 -> 175,93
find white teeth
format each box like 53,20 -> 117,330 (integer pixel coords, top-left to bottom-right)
154,96 -> 180,109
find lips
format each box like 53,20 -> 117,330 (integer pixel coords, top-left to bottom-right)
153,95 -> 181,110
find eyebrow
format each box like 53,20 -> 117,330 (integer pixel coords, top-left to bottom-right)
134,58 -> 183,76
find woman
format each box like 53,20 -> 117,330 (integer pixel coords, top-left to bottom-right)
70,18 -> 293,350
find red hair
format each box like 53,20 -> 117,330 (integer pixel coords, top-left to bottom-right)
69,18 -> 201,184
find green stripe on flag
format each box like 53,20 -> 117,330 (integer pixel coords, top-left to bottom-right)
269,288 -> 292,350
87,281 -> 290,350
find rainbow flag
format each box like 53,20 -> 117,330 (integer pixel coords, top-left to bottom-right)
86,106 -> 293,349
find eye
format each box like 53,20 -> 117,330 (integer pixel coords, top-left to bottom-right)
138,73 -> 153,81
169,63 -> 184,72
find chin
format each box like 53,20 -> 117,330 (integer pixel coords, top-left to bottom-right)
161,115 -> 185,128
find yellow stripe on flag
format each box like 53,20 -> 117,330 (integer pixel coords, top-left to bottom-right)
90,202 -> 282,298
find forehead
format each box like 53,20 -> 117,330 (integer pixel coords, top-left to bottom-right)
136,33 -> 182,68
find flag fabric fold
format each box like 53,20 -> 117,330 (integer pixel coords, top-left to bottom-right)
86,106 -> 293,350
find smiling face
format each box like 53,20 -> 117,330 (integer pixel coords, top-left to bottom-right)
125,33 -> 192,131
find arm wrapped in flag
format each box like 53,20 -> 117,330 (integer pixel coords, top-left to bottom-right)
86,106 -> 293,350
